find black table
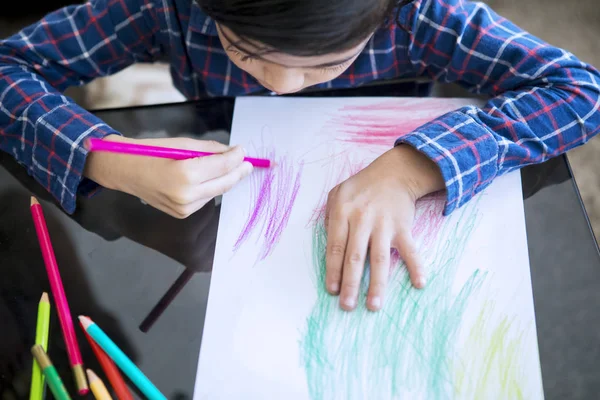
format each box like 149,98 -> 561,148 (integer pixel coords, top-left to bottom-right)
2,88 -> 600,400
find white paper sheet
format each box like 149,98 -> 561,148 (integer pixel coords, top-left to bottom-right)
193,97 -> 544,400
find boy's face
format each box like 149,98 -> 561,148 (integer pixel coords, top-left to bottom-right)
216,24 -> 369,94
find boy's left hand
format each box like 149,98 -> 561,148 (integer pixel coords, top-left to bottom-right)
324,145 -> 445,312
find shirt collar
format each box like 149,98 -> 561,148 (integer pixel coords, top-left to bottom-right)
189,3 -> 219,36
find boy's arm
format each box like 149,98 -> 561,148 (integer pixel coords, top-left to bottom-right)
0,0 -> 163,213
396,0 -> 600,215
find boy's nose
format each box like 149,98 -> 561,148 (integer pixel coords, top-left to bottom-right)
263,65 -> 304,94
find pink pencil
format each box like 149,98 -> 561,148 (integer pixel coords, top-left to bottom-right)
85,138 -> 273,168
30,197 -> 89,395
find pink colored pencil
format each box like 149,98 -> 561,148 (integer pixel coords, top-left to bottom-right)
30,197 -> 89,395
85,138 -> 273,168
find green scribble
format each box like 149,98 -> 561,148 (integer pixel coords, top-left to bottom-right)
453,299 -> 529,400
300,200 -> 487,399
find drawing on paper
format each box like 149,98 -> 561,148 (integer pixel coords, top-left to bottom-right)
233,142 -> 304,262
301,192 -> 488,400
297,98 -> 537,399
194,97 -> 542,400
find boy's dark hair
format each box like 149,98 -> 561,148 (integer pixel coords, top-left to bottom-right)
196,0 -> 414,57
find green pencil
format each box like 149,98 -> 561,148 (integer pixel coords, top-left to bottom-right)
30,292 -> 50,400
31,345 -> 71,400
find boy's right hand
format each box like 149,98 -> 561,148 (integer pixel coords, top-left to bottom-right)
83,134 -> 253,218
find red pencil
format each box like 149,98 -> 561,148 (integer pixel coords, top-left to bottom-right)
30,197 -> 89,395
80,317 -> 134,400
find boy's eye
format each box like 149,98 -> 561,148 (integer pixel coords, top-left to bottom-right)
229,47 -> 349,73
230,49 -> 254,63
320,63 -> 347,74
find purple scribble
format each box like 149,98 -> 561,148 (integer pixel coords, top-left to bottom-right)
233,149 -> 304,262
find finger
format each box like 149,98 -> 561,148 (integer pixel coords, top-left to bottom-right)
184,139 -> 231,153
339,216 -> 371,311
182,145 -> 246,182
172,197 -> 213,219
324,197 -> 347,295
394,230 -> 426,289
164,161 -> 252,211
324,186 -> 338,232
194,161 -> 253,199
141,197 -> 192,219
367,228 -> 392,311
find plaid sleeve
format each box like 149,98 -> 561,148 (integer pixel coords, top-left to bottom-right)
0,0 -> 163,214
395,0 -> 600,215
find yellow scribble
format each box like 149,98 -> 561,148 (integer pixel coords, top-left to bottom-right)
454,299 -> 528,399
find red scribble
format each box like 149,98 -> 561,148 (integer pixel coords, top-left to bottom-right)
329,98 -> 472,147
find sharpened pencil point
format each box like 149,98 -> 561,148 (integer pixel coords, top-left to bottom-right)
31,196 -> 39,206
40,292 -> 49,303
78,316 -> 92,329
86,369 -> 99,383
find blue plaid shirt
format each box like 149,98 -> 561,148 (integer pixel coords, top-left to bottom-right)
1,0 -> 599,214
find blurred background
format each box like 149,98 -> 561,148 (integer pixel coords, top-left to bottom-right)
1,0 -> 599,242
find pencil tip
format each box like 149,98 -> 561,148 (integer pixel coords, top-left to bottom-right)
78,315 -> 92,328
86,369 -> 98,382
40,292 -> 49,302
30,196 -> 39,206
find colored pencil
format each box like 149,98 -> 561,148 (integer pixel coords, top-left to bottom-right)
30,292 -> 51,400
31,345 -> 71,400
80,318 -> 133,400
30,197 -> 89,395
86,369 -> 113,400
79,316 -> 166,400
86,137 -> 273,168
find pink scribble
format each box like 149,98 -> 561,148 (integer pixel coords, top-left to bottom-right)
234,149 -> 304,262
412,193 -> 446,248
386,194 -> 445,271
329,98 -> 473,147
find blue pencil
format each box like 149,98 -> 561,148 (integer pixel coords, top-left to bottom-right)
78,316 -> 166,400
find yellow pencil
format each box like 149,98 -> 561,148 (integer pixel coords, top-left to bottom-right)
30,292 -> 50,400
86,369 -> 113,400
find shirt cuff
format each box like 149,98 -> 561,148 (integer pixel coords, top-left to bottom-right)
394,110 -> 500,215
30,110 -> 122,214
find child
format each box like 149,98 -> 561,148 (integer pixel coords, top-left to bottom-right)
1,0 -> 599,312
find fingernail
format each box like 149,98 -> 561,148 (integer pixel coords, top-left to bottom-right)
342,296 -> 356,309
328,282 -> 339,293
370,297 -> 381,309
416,276 -> 427,288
